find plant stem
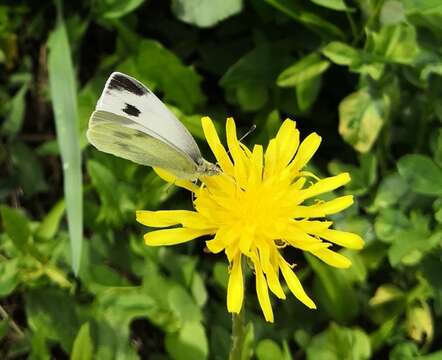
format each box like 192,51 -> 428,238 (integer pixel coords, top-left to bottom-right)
0,304 -> 25,339
229,305 -> 246,360
229,257 -> 247,360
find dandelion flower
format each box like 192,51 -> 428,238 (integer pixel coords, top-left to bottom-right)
136,117 -> 364,322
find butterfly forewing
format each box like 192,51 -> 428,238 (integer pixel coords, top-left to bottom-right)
96,72 -> 202,162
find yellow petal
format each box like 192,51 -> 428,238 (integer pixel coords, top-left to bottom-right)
226,118 -> 248,186
293,220 -> 332,234
206,226 -> 238,254
285,237 -> 329,251
136,210 -> 212,229
239,229 -> 254,255
253,257 -> 274,322
292,195 -> 354,218
298,173 -> 351,201
310,247 -> 352,268
227,254 -> 244,313
284,225 -> 327,251
279,257 -> 316,309
144,228 -> 210,246
289,132 -> 321,173
264,139 -> 277,179
319,229 -> 364,249
225,241 -> 240,262
201,117 -> 234,174
274,119 -> 300,168
258,243 -> 285,299
153,167 -> 199,193
206,237 -> 224,253
248,145 -> 263,188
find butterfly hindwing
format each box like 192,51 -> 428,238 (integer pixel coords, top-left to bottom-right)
87,110 -> 198,178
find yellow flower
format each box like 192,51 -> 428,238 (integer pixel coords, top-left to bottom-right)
136,117 -> 364,322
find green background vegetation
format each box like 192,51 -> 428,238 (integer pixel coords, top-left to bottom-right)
1,0 -> 442,359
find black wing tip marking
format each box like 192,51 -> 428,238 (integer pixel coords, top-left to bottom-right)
122,103 -> 141,117
107,72 -> 149,96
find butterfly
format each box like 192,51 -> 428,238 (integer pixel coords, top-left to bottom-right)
86,72 -> 219,180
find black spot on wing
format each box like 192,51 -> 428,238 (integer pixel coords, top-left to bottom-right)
122,103 -> 141,117
108,73 -> 148,96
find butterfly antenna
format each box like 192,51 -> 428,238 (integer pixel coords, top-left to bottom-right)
224,124 -> 257,158
239,124 -> 256,142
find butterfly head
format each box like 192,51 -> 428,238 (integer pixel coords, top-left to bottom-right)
197,158 -> 220,177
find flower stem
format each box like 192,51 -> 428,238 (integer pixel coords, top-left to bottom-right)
229,305 -> 246,360
229,257 -> 247,360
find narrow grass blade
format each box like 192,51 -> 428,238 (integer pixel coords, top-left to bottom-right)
47,0 -> 83,274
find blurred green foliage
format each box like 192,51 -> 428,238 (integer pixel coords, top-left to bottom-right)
1,0 -> 442,358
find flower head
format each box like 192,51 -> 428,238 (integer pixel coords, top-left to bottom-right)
136,117 -> 364,322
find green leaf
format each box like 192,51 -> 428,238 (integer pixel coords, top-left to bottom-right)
94,0 -> 145,19
210,326 -> 230,360
0,259 -> 19,297
306,324 -> 371,360
87,159 -> 123,225
256,339 -> 283,360
306,254 -> 359,323
30,331 -> 51,360
369,284 -> 404,308
405,302 -> 433,345
0,320 -> 9,341
9,141 -> 48,197
338,88 -> 389,153
432,129 -> 442,168
398,155 -> 442,195
310,0 -> 351,11
26,288 -> 80,352
401,0 -> 442,36
71,322 -> 94,360
119,39 -> 205,113
168,285 -> 202,323
165,321 -> 209,360
389,342 -> 419,360
375,208 -> 409,243
35,200 -> 65,240
277,53 -> 330,87
371,173 -> 408,211
366,24 -> 419,64
236,84 -> 269,111
48,2 -> 83,275
328,153 -> 378,196
220,44 -> 289,88
388,214 -> 441,267
213,262 -> 229,289
77,74 -> 107,149
264,0 -> 345,38
171,0 -> 243,28
421,254 -> 442,315
421,351 -> 442,360
1,82 -> 28,137
296,75 -> 322,111
191,272 -> 208,307
0,205 -> 30,252
322,41 -> 361,66
168,105 -> 206,140
380,1 -> 406,25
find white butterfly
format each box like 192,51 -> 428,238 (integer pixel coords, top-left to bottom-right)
87,72 -> 219,180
